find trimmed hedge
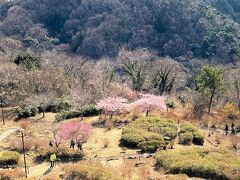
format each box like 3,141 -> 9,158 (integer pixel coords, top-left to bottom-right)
120,117 -> 178,152
155,148 -> 240,180
179,132 -> 193,145
138,140 -> 167,153
0,151 -> 20,168
56,104 -> 99,121
178,123 -> 204,146
121,133 -> 145,147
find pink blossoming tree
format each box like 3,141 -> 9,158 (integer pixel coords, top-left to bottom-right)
131,94 -> 166,117
96,96 -> 128,118
56,122 -> 93,151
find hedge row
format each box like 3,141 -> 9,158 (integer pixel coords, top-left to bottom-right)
16,101 -> 71,119
121,117 -> 178,152
155,148 -> 240,179
55,104 -> 99,121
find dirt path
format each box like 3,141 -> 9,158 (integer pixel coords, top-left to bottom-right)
28,162 -> 62,178
0,127 -> 20,142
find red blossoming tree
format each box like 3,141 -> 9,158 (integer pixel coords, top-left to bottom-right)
56,122 -> 93,151
96,97 -> 128,118
131,94 -> 166,117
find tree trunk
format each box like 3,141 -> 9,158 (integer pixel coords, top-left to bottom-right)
146,110 -> 149,117
234,79 -> 240,111
110,114 -> 113,119
208,89 -> 215,114
42,111 -> 45,118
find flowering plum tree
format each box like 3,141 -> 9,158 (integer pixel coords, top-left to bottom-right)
57,122 -> 93,151
96,97 -> 128,118
131,94 -> 166,117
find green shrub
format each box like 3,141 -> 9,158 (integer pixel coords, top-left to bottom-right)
120,133 -> 145,147
39,100 -> 72,113
178,123 -> 204,146
178,95 -> 188,107
137,140 -> 167,152
193,132 -> 204,146
179,132 -> 193,145
179,123 -> 198,134
15,106 -> 38,119
166,99 -> 176,110
56,104 -> 99,121
120,117 -> 178,151
155,148 -> 240,179
80,104 -> 99,117
14,52 -> 41,70
0,151 -> 20,167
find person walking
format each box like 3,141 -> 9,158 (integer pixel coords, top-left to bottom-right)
49,140 -> 53,147
225,124 -> 229,135
70,139 -> 75,149
50,153 -> 57,168
231,122 -> 235,135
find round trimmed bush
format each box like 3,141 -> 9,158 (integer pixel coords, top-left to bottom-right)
179,123 -> 198,134
178,122 -> 204,145
121,117 -> 178,151
193,133 -> 204,146
144,133 -> 164,141
137,140 -> 166,152
120,133 -> 145,147
179,132 -> 193,145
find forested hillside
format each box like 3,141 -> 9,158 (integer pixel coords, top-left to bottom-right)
0,0 -> 240,63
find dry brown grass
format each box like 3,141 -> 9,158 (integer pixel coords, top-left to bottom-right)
103,138 -> 110,148
63,161 -> 120,180
43,173 -> 61,180
105,120 -> 113,131
9,136 -> 48,152
0,168 -> 25,179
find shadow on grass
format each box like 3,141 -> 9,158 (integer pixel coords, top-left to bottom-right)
43,166 -> 53,176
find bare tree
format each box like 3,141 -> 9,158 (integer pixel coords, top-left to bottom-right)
117,48 -> 155,91
150,58 -> 185,95
228,67 -> 240,111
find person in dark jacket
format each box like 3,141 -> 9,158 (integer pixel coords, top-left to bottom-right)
49,140 -> 53,147
225,124 -> 229,135
70,139 -> 75,149
231,122 -> 235,135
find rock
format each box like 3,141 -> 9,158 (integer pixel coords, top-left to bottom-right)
107,157 -> 119,161
127,156 -> 138,159
135,161 -> 145,166
142,153 -> 152,158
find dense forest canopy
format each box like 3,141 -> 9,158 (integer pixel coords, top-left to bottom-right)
0,0 -> 240,63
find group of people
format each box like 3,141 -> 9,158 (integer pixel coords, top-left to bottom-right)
48,139 -> 84,168
225,122 -> 236,135
70,139 -> 83,150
